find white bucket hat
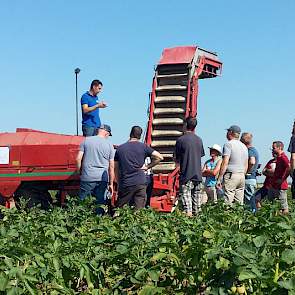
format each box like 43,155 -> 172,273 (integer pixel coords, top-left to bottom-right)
208,144 -> 222,155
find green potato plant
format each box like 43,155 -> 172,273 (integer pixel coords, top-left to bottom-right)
0,197 -> 295,294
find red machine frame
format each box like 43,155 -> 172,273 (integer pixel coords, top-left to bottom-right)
145,46 -> 222,212
0,128 -> 83,208
0,45 -> 222,212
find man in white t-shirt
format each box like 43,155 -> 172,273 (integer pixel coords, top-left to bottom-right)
216,125 -> 248,205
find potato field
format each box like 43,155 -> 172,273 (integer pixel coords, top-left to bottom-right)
1,198 -> 295,294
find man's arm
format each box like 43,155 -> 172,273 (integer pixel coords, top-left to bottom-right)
280,160 -> 290,183
263,167 -> 274,177
108,159 -> 115,194
114,161 -> 120,183
291,153 -> 295,177
76,151 -> 84,172
244,159 -> 249,174
247,156 -> 255,173
174,140 -> 181,166
216,156 -> 230,183
202,162 -> 209,176
82,102 -> 107,114
204,159 -> 222,177
143,150 -> 163,170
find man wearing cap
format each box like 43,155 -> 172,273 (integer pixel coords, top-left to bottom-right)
81,79 -> 107,137
202,144 -> 222,203
76,124 -> 115,214
240,132 -> 259,211
216,125 -> 248,205
288,121 -> 295,199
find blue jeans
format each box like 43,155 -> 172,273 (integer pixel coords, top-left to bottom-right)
82,125 -> 98,137
79,181 -> 108,215
244,183 -> 257,212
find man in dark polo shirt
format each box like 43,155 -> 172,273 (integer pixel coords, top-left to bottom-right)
288,121 -> 295,199
114,126 -> 163,209
175,117 -> 205,216
268,141 -> 290,214
81,80 -> 107,137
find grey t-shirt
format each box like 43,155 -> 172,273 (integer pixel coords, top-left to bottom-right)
223,139 -> 248,173
80,136 -> 115,182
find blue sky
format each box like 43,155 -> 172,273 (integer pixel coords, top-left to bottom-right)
0,0 -> 294,168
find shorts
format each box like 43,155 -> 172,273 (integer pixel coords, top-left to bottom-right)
268,188 -> 288,210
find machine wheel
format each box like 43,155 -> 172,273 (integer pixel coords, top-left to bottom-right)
66,190 -> 79,198
15,186 -> 52,210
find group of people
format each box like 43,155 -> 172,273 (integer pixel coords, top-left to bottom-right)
200,126 -> 293,215
77,80 -> 163,213
77,79 -> 295,215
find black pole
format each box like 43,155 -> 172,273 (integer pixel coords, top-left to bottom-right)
75,68 -> 81,136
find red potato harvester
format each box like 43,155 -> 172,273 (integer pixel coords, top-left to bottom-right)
0,45 -> 222,212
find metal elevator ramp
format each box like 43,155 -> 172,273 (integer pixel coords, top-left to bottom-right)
148,47 -> 222,175
151,64 -> 189,174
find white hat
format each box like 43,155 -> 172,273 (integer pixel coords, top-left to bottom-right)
208,144 -> 222,155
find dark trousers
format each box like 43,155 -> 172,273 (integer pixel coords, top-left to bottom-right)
292,171 -> 295,199
82,125 -> 98,137
145,175 -> 154,207
116,184 -> 147,209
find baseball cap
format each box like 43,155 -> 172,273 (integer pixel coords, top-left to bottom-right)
226,125 -> 241,133
208,144 -> 222,155
99,124 -> 112,136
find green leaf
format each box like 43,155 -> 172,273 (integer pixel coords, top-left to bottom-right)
138,285 -> 162,295
0,273 -> 8,291
215,257 -> 230,270
233,256 -> 248,266
253,235 -> 266,248
203,230 -> 214,239
53,258 -> 60,273
238,270 -> 257,280
7,229 -> 19,238
116,244 -> 128,254
62,257 -> 70,268
277,222 -> 292,230
135,268 -> 146,281
24,279 -> 37,295
278,278 -> 295,290
130,276 -> 141,284
35,255 -> 46,268
148,270 -> 160,282
151,253 -> 166,262
7,287 -> 21,295
281,249 -> 295,264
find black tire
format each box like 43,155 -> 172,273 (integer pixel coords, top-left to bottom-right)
15,188 -> 52,210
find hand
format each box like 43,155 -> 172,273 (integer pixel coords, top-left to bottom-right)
108,184 -> 114,195
98,101 -> 107,108
140,164 -> 149,171
215,180 -> 222,189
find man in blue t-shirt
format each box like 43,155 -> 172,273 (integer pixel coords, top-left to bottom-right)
114,126 -> 163,209
81,79 -> 107,136
241,132 -> 259,212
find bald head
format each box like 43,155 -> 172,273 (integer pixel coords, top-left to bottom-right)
241,132 -> 253,146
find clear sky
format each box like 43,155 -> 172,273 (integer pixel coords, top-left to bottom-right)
0,0 -> 294,168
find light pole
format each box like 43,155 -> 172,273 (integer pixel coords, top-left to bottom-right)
75,68 -> 81,136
